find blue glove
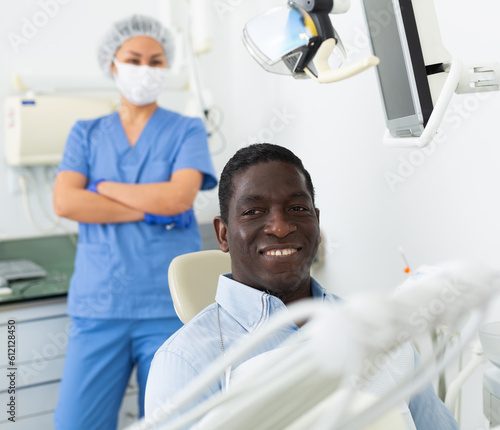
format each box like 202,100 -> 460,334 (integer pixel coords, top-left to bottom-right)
87,178 -> 106,194
144,208 -> 194,230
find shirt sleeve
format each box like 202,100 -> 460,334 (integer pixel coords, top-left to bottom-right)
408,348 -> 459,430
171,117 -> 217,191
57,120 -> 89,177
145,348 -> 217,422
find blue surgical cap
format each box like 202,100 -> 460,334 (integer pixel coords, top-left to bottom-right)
98,14 -> 175,78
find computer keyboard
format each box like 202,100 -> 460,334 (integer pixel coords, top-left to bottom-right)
0,259 -> 47,281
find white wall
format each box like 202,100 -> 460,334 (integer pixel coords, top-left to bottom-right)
1,0 -> 499,428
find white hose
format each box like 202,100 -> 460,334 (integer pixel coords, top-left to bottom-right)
18,173 -> 59,233
44,166 -> 78,247
444,342 -> 486,417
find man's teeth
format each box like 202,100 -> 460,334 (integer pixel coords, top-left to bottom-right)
265,249 -> 297,256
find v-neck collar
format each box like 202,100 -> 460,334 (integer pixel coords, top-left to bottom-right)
113,107 -> 160,150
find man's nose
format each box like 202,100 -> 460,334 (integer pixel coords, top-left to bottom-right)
263,210 -> 297,238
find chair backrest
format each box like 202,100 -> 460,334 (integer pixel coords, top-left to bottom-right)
168,250 -> 232,323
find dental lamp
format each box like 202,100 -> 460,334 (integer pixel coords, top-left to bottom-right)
127,260 -> 500,430
242,0 -> 500,148
242,0 -> 380,84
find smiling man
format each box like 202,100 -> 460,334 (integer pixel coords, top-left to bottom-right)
145,143 -> 458,429
216,152 -> 320,306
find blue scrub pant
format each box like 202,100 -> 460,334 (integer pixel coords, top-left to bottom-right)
54,316 -> 183,430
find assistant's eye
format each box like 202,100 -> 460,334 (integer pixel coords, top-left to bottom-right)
150,60 -> 166,67
125,58 -> 140,65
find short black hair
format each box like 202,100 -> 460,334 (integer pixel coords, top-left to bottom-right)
218,143 -> 315,223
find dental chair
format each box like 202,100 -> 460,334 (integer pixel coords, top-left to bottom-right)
168,249 -> 231,324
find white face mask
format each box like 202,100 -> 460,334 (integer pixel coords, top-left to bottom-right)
113,59 -> 168,106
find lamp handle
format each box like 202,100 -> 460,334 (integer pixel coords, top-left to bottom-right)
304,38 -> 379,84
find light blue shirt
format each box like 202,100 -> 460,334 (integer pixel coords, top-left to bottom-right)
145,275 -> 458,429
58,108 -> 217,319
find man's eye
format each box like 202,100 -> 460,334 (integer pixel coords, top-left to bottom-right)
243,209 -> 263,216
291,206 -> 308,211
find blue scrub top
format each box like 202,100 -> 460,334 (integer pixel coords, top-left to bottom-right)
58,108 -> 218,319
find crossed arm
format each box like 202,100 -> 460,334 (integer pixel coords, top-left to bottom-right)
53,169 -> 203,224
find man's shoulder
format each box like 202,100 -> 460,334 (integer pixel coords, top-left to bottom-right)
156,304 -> 222,361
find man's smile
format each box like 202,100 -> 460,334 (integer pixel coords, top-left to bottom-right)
260,246 -> 300,257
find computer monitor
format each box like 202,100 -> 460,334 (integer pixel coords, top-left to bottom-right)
361,0 -> 448,138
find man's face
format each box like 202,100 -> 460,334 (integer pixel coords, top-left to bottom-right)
214,160 -> 321,304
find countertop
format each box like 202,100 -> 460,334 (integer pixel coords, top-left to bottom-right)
0,223 -> 220,306
0,234 -> 76,306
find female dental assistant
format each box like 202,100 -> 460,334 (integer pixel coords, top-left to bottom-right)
52,15 -> 217,430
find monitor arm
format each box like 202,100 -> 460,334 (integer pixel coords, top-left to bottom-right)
383,60 -> 500,148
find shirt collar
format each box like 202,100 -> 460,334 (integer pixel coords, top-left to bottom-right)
215,274 -> 338,334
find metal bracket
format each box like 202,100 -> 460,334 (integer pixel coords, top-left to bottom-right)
456,62 -> 500,94
384,59 -> 500,148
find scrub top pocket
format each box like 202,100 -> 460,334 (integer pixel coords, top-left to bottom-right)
73,242 -> 111,288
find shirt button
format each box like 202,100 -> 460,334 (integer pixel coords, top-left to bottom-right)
248,321 -> 254,326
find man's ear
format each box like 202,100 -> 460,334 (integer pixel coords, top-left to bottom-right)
315,208 -> 321,245
213,216 -> 229,253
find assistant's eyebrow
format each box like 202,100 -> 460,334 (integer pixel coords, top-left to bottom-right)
124,51 -> 165,58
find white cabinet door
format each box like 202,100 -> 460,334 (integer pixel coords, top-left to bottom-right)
0,317 -> 70,375
0,411 -> 54,430
0,381 -> 59,424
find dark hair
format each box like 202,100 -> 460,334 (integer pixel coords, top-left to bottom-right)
218,143 -> 315,223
